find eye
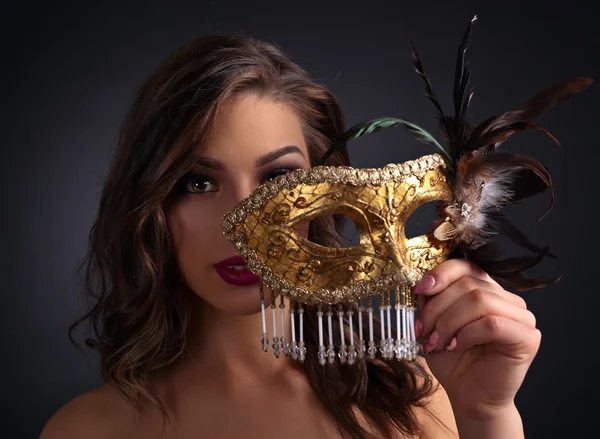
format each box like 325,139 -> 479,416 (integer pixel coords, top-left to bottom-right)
177,173 -> 217,194
262,168 -> 298,184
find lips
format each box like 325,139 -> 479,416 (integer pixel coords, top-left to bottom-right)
213,256 -> 259,286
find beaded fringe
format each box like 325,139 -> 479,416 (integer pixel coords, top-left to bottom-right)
259,282 -> 419,364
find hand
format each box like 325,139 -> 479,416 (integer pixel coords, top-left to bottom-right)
413,258 -> 541,421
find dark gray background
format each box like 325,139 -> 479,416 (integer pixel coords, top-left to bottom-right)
1,1 -> 598,438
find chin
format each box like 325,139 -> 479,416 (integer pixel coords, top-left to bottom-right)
190,282 -> 268,316
218,295 -> 263,316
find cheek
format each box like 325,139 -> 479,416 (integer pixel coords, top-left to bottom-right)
168,200 -> 217,270
293,220 -> 310,239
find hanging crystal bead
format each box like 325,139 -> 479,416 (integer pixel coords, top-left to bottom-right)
401,302 -> 409,360
281,337 -> 290,356
317,306 -> 326,366
385,294 -> 393,360
259,282 -> 268,353
279,300 -> 288,356
358,339 -> 366,358
270,289 -> 280,358
337,307 -> 347,364
271,306 -> 280,358
347,309 -> 356,365
395,296 -> 402,360
367,297 -> 376,359
298,306 -> 306,362
357,303 -> 365,359
394,338 -> 405,360
347,344 -> 357,365
290,341 -> 299,360
408,306 -> 419,360
326,344 -> 336,363
290,302 -> 298,360
379,294 -> 386,358
272,336 -> 281,358
318,345 -> 327,366
367,340 -> 377,358
298,341 -> 306,362
326,306 -> 335,363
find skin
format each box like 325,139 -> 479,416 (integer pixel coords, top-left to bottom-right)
40,94 -> 540,439
413,260 -> 540,438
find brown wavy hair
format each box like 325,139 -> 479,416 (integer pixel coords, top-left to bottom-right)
71,33 -> 437,439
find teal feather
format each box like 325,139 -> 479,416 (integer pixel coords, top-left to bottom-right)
315,117 -> 449,166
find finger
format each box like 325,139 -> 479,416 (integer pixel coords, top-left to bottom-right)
449,315 -> 542,359
412,258 -> 497,296
424,289 -> 537,353
417,285 -> 527,314
417,278 -> 528,340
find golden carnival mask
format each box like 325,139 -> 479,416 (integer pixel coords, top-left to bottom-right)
221,16 -> 593,365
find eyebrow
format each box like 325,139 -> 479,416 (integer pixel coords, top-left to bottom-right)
194,145 -> 305,171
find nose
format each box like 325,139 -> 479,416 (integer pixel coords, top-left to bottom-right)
223,179 -> 260,213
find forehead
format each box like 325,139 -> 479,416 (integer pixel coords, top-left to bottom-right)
200,94 -> 309,160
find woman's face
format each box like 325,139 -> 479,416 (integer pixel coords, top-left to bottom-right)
168,94 -> 311,315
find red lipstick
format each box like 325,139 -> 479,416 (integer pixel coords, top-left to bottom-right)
213,256 -> 259,286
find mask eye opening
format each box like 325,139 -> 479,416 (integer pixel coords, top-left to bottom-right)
404,201 -> 440,239
304,210 -> 365,249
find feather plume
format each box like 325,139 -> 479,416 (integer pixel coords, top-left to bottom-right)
509,167 -> 551,203
410,41 -> 450,145
414,16 -> 592,289
452,15 -> 478,158
465,77 -> 593,152
464,243 -> 560,291
316,14 -> 594,290
315,117 -> 448,166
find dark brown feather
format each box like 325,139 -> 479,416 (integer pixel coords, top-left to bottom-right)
487,212 -> 556,258
487,77 -> 594,128
481,252 -> 547,274
474,121 -> 560,151
478,152 -> 554,220
465,77 -> 593,152
466,242 -> 560,291
509,167 -> 551,203
493,271 -> 561,291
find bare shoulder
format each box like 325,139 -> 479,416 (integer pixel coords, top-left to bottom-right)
412,356 -> 459,439
40,384 -> 138,439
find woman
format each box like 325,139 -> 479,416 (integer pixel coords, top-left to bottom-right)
40,33 -> 540,438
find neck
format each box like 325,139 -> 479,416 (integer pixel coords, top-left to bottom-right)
177,291 -> 298,387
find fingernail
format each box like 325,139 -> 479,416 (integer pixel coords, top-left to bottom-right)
415,318 -> 423,339
413,275 -> 435,295
445,337 -> 457,351
425,329 -> 439,353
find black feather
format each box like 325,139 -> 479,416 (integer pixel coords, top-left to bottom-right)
410,41 -> 449,141
452,15 -> 478,159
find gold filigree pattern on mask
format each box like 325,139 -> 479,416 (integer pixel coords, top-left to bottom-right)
222,153 -> 453,305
